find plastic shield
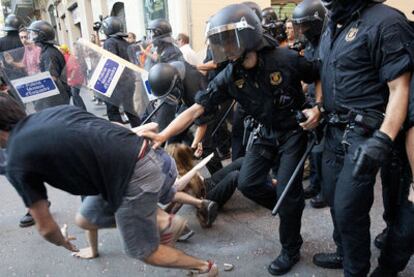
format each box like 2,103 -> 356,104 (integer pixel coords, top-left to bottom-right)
0,45 -> 69,112
70,39 -> 152,117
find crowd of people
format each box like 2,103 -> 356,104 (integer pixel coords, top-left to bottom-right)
0,0 -> 413,276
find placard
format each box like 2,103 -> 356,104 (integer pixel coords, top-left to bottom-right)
10,72 -> 60,103
88,57 -> 125,97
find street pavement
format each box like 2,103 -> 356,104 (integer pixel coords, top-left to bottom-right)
0,92 -> 413,277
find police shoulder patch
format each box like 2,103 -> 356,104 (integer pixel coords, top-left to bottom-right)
270,72 -> 283,86
345,27 -> 358,42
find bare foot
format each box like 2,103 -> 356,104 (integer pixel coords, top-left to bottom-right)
72,247 -> 98,259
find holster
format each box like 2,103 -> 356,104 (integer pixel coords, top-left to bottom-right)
349,109 -> 384,136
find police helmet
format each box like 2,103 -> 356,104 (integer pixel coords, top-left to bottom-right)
292,0 -> 326,42
206,4 -> 263,63
101,16 -> 127,37
27,20 -> 55,44
3,14 -> 23,32
242,2 -> 263,21
148,62 -> 183,98
261,7 -> 278,25
147,19 -> 172,39
273,21 -> 288,43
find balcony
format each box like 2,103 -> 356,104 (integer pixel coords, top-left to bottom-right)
11,0 -> 34,18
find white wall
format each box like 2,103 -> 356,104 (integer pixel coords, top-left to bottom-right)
386,0 -> 414,20
124,0 -> 146,38
168,0 -> 190,39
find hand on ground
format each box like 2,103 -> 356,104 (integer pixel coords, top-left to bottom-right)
61,224 -> 78,252
72,247 -> 98,259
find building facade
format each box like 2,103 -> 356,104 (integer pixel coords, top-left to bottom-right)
7,0 -> 413,54
9,0 -> 270,52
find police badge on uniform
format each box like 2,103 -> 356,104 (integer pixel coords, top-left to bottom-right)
234,78 -> 245,89
270,72 -> 283,86
345,27 -> 358,42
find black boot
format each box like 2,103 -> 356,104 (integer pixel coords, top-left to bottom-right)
374,228 -> 388,250
310,192 -> 327,208
313,252 -> 343,269
19,212 -> 35,228
370,266 -> 397,277
268,252 -> 300,276
303,185 -> 318,199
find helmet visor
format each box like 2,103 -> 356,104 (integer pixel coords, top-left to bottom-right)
208,29 -> 245,63
207,19 -> 255,63
292,22 -> 311,41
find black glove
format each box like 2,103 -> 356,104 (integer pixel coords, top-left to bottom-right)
352,130 -> 393,178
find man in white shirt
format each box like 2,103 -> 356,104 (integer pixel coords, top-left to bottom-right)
176,33 -> 199,66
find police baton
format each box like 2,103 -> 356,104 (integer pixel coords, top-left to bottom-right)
272,132 -> 317,216
211,100 -> 236,138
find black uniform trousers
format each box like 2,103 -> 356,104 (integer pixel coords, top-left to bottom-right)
237,129 -> 306,256
309,151 -> 323,192
379,133 -> 414,272
322,125 -> 378,277
205,157 -> 244,207
231,104 -> 247,160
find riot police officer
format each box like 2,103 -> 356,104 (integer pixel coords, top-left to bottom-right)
146,18 -> 184,64
314,0 -> 414,276
27,20 -> 70,111
261,7 -> 288,45
0,14 -> 23,52
0,14 -> 24,100
292,0 -> 327,208
262,7 -> 278,25
142,4 -> 320,275
144,18 -> 186,136
101,16 -> 141,127
148,61 -> 226,174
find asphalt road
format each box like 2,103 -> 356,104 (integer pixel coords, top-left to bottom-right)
0,92 -> 412,277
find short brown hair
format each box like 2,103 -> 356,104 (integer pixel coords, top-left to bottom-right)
177,33 -> 189,44
0,93 -> 26,131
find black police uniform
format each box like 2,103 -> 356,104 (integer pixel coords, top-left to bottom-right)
142,38 -> 184,131
33,43 -> 70,111
196,37 -> 319,256
157,43 -> 184,63
182,60 -> 227,174
375,75 -> 414,275
103,36 -> 141,127
150,43 -> 184,133
0,32 -> 24,101
0,32 -> 23,52
318,3 -> 414,276
204,47 -> 244,163
303,40 -> 325,200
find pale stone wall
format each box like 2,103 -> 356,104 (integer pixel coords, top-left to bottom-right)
386,0 -> 413,20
